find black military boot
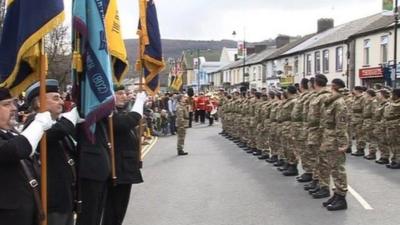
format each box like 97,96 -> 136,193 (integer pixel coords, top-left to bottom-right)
312,186 -> 330,199
323,193 -> 339,207
304,180 -> 318,191
283,164 -> 299,176
277,162 -> 289,172
253,150 -> 262,156
177,150 -> 189,156
326,195 -> 347,211
266,155 -> 278,163
273,159 -> 284,167
364,153 -> 376,160
345,147 -> 352,154
258,154 -> 270,160
308,185 -> 320,195
351,149 -> 364,156
246,148 -> 255,154
386,162 -> 400,169
375,158 -> 389,165
296,173 -> 313,183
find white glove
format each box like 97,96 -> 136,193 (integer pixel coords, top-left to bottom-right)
61,107 -> 84,126
131,92 -> 147,116
21,112 -> 55,156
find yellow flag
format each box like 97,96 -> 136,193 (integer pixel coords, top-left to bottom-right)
105,0 -> 129,84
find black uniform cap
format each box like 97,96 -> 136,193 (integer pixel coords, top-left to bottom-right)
25,79 -> 59,104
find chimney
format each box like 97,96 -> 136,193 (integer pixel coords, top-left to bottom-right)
254,44 -> 267,53
317,18 -> 334,33
275,35 -> 290,48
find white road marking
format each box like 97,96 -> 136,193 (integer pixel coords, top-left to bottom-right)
348,185 -> 374,210
142,136 -> 158,159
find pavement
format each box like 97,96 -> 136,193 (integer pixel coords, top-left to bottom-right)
124,123 -> 400,225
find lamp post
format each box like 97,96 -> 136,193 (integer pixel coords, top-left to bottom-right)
394,0 -> 399,88
197,48 -> 201,93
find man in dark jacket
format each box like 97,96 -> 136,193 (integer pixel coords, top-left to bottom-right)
24,80 -> 81,225
0,87 -> 54,225
102,85 -> 146,225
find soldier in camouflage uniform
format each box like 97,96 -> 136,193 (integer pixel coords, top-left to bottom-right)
362,90 -> 378,160
267,92 -> 282,164
254,93 -> 269,156
246,91 -> 260,154
258,91 -> 276,160
291,78 -> 313,182
272,92 -> 286,167
350,86 -> 366,156
176,95 -> 189,156
277,86 -> 298,176
305,75 -> 331,196
374,89 -> 391,164
318,78 -> 349,211
384,89 -> 400,169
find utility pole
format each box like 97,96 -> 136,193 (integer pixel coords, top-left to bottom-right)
394,0 -> 399,88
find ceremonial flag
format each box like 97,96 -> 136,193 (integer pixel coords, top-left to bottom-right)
171,71 -> 183,91
104,0 -> 129,84
136,0 -> 165,96
0,0 -> 64,96
72,0 -> 115,140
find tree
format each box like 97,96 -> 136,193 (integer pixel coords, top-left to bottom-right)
44,24 -> 71,91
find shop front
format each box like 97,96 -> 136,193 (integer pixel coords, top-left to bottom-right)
359,67 -> 385,88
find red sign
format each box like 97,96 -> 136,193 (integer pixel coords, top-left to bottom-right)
359,67 -> 383,79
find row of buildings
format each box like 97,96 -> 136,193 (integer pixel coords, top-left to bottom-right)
171,11 -> 400,92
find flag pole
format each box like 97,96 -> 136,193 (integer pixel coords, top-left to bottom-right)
108,114 -> 117,185
138,62 -> 144,162
39,39 -> 48,225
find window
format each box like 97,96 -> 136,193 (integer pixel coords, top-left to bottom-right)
294,56 -> 299,74
314,51 -> 321,73
323,50 -> 329,73
252,67 -> 256,81
306,54 -> 312,75
381,35 -> 389,63
336,47 -> 343,72
258,66 -> 262,80
364,39 -> 371,66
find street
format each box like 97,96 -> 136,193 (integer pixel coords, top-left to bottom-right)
124,124 -> 400,225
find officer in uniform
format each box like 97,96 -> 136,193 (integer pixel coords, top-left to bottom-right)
176,95 -> 189,156
374,88 -> 391,164
384,89 -> 400,169
318,78 -> 349,211
24,80 -> 81,225
305,75 -> 331,198
0,87 -> 54,225
362,89 -> 378,160
103,85 -> 146,225
350,86 -> 366,156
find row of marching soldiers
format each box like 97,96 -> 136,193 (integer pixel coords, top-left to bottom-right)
0,79 -> 147,225
219,74 -> 400,211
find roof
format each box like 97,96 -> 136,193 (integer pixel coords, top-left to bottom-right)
352,15 -> 394,37
245,47 -> 277,66
266,34 -> 315,60
182,49 -> 221,69
284,13 -> 385,55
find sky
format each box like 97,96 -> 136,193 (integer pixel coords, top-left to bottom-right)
64,0 -> 386,42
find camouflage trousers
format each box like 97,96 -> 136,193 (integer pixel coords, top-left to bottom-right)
177,127 -> 186,151
363,119 -> 378,154
247,117 -> 257,148
351,120 -> 366,150
373,124 -> 390,159
240,117 -> 249,143
306,128 -> 322,179
269,122 -> 279,156
386,121 -> 400,163
318,138 -> 348,196
255,123 -> 265,151
261,120 -> 272,154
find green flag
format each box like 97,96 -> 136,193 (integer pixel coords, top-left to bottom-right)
383,0 -> 394,11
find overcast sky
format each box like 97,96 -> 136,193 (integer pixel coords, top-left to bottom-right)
64,0 -> 385,42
